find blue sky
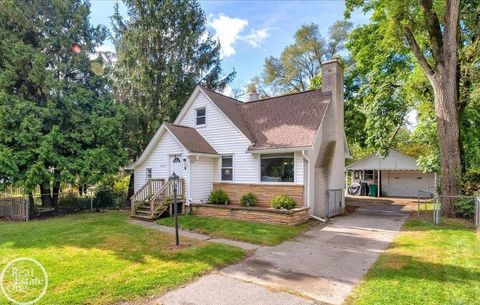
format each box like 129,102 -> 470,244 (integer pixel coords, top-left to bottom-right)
89,0 -> 370,87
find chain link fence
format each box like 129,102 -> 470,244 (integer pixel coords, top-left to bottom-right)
417,190 -> 435,221
417,191 -> 480,230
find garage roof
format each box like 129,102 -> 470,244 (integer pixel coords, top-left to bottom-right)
346,149 -> 420,171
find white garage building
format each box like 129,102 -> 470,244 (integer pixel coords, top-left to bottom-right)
346,149 -> 436,198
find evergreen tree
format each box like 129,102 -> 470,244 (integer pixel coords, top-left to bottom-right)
112,0 -> 235,159
0,0 -> 126,207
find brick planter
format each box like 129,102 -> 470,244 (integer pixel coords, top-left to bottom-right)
213,182 -> 304,208
189,203 -> 310,225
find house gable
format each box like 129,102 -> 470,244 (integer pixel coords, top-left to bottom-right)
346,149 -> 419,171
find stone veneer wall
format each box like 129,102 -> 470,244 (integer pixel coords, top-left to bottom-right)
213,182 -> 304,208
190,204 -> 310,225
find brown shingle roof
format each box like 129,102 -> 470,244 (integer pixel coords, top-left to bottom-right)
165,123 -> 218,155
201,87 -> 331,150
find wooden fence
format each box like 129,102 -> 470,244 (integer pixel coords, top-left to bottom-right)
0,197 -> 29,221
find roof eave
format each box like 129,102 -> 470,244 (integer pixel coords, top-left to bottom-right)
247,146 -> 312,154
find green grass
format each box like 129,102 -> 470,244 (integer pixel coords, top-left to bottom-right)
0,211 -> 245,305
346,218 -> 480,305
156,215 -> 312,246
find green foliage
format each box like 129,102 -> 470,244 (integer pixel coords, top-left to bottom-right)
261,21 -> 352,95
240,192 -> 257,207
112,0 -> 235,159
208,189 -> 230,205
97,174 -> 130,207
271,194 -> 296,210
462,170 -> 480,196
58,193 -> 91,212
454,198 -> 475,220
93,186 -> 115,209
345,0 -> 480,176
0,0 -> 126,198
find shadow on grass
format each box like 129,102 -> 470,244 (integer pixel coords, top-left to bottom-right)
366,252 -> 480,284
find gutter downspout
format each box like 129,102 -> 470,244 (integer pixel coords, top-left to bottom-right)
303,150 -> 327,223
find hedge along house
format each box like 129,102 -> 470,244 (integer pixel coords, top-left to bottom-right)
127,60 -> 348,222
345,149 -> 437,198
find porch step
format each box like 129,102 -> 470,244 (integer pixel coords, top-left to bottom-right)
130,214 -> 155,221
135,209 -> 151,215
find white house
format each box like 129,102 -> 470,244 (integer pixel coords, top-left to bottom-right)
346,149 -> 436,197
127,60 -> 347,219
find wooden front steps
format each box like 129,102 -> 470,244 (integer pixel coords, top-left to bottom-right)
130,178 -> 185,220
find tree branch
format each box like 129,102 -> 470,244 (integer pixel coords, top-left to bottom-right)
402,26 -> 434,77
418,0 -> 443,64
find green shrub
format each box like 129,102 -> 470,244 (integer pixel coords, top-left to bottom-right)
94,186 -> 115,209
455,197 -> 475,219
462,170 -> 480,195
209,189 -> 230,205
240,192 -> 257,207
271,194 -> 296,210
58,193 -> 91,211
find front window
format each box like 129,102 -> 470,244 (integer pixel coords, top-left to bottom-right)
146,168 -> 152,180
196,107 -> 206,125
221,156 -> 233,181
261,153 -> 294,182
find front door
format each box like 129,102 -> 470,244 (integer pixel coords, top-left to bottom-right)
169,155 -> 183,177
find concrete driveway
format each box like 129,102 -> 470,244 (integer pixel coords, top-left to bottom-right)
152,204 -> 408,305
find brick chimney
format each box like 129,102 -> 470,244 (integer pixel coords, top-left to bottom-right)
321,59 -> 344,133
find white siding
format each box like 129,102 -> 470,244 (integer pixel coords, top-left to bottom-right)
294,152 -> 304,184
381,170 -> 435,197
134,131 -> 184,192
190,157 -> 215,202
347,149 -> 419,171
178,92 -> 259,182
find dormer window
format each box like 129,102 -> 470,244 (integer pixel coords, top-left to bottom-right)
196,107 -> 206,126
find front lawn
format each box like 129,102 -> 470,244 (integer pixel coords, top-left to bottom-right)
156,215 -> 312,246
346,218 -> 480,305
0,211 -> 245,305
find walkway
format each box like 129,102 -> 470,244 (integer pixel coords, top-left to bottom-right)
128,219 -> 260,251
141,206 -> 409,305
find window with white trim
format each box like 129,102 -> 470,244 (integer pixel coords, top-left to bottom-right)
146,168 -> 152,180
195,107 -> 206,125
221,156 -> 233,181
260,153 -> 294,182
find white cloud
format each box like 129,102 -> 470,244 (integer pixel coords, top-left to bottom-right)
89,44 -> 116,60
222,84 -> 233,97
242,28 -> 269,48
208,14 -> 248,58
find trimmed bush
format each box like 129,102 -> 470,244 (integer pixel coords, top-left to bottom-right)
240,192 -> 257,207
209,189 -> 230,205
271,194 -> 296,210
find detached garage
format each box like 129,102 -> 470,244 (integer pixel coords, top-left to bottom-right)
346,149 -> 436,198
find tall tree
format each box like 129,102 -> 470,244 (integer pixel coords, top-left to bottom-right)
346,0 -> 468,214
0,0 -> 126,207
112,0 -> 235,160
261,21 -> 352,95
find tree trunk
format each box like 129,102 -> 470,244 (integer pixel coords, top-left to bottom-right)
52,179 -> 60,210
39,184 -> 52,207
431,66 -> 462,216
